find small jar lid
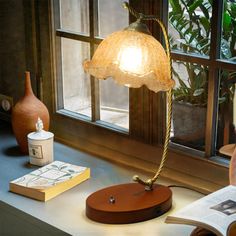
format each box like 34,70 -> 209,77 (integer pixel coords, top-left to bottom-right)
27,129 -> 54,140
27,117 -> 54,140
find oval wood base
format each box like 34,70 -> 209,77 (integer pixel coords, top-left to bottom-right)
86,183 -> 172,224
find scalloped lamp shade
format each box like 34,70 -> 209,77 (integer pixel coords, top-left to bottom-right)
83,30 -> 174,93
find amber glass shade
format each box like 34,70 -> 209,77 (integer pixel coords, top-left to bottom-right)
83,30 -> 174,93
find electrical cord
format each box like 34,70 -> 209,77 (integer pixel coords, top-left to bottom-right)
168,184 -> 207,195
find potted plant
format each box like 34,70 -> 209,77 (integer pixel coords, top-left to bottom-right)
171,63 -> 208,145
169,0 -> 236,147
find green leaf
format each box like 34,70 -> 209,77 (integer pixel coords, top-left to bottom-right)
193,73 -> 204,89
189,29 -> 198,43
179,21 -> 189,32
208,0 -> 213,6
169,0 -> 182,14
189,0 -> 204,13
193,88 -> 205,97
197,38 -> 209,48
230,3 -> 236,17
223,12 -> 231,32
199,17 -> 210,33
198,41 -> 210,54
183,26 -> 192,36
199,1 -> 211,19
178,77 -> 188,90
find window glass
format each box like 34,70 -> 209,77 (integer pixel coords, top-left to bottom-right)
171,61 -> 208,151
97,0 -> 129,38
169,0 -> 212,56
61,38 -> 91,117
96,1 -> 129,129
221,0 -> 236,61
60,0 -> 89,34
217,70 -> 236,157
100,78 -> 129,129
58,0 -> 129,130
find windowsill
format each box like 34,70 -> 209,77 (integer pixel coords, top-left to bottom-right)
0,120 -> 204,235
55,132 -> 229,195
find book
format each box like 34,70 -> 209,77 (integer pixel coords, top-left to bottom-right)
165,185 -> 236,236
9,161 -> 90,201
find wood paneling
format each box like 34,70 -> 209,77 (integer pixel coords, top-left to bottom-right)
0,0 -> 28,103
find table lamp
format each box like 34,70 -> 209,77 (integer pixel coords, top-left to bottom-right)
83,2 -> 175,224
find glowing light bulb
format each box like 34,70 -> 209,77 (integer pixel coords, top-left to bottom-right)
118,46 -> 143,75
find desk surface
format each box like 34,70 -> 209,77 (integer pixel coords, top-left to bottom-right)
0,121 -> 203,236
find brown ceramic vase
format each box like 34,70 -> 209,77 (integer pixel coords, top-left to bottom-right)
11,71 -> 50,154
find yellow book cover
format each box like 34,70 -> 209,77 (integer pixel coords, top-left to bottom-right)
9,161 -> 90,201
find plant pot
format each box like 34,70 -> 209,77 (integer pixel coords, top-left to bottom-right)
172,101 -> 206,144
11,71 -> 50,154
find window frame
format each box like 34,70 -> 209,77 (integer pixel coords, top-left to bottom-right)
54,0 -> 131,131
168,0 -> 236,157
53,0 -> 167,142
54,0 -> 102,123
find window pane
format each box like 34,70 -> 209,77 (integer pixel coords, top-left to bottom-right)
96,1 -> 129,130
61,38 -> 91,118
100,78 -> 129,130
97,0 -> 129,38
221,0 -> 236,60
169,0 -> 212,56
171,61 -> 208,151
60,0 -> 89,34
217,70 -> 236,157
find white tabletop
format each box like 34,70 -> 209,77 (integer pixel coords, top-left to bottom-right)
0,121 -> 203,236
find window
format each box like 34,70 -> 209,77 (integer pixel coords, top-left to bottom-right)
37,0 -> 231,192
52,0 -> 165,144
168,0 -> 236,157
55,0 -> 235,159
56,0 -> 129,130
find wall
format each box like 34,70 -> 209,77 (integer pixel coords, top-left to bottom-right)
0,0 -> 27,102
0,0 -> 37,119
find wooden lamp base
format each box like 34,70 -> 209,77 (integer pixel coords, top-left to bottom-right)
86,183 -> 172,224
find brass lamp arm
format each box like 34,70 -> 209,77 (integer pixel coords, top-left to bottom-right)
123,2 -> 140,19
133,89 -> 172,191
124,2 -> 173,191
123,1 -> 161,22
